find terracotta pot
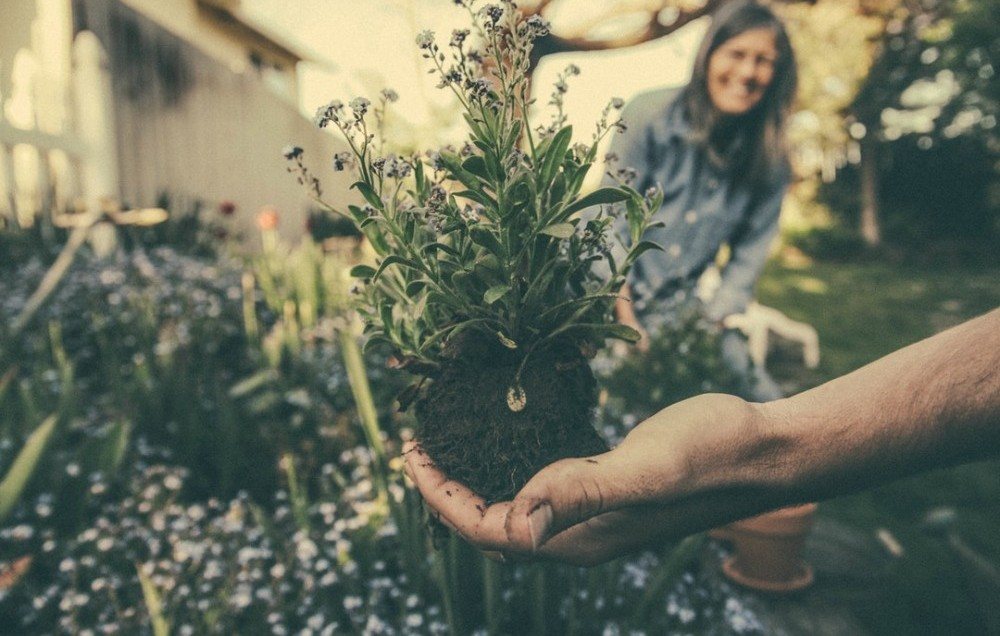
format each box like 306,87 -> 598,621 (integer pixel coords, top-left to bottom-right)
720,503 -> 817,593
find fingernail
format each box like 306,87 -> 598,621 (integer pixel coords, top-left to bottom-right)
527,503 -> 553,551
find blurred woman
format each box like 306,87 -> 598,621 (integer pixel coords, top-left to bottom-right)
606,0 -> 797,401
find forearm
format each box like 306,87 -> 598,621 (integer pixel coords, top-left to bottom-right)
732,308 -> 1000,504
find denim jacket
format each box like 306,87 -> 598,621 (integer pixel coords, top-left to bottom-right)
601,87 -> 787,324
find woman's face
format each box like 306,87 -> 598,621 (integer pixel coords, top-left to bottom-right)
706,27 -> 778,115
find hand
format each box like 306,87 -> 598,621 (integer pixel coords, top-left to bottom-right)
403,309 -> 1000,566
403,394 -> 770,566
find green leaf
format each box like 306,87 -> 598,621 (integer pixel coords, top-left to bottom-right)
414,159 -> 425,193
379,303 -> 395,336
550,322 -> 641,343
438,152 -> 482,190
349,264 -> 377,279
470,227 -> 504,257
422,242 -> 460,257
563,187 -> 631,217
406,279 -> 429,296
96,419 -> 131,475
347,205 -> 367,225
362,333 -> 393,354
540,126 -> 573,187
0,368 -> 15,410
350,181 -> 383,210
626,240 -> 664,264
484,284 -> 510,305
538,222 -> 575,239
137,565 -> 171,636
373,255 -> 421,282
537,293 -> 620,322
427,290 -> 465,311
462,156 -> 489,179
626,195 -> 644,244
567,162 -> 592,194
598,323 -> 642,342
497,331 -> 518,349
228,369 -> 280,398
454,189 -> 496,209
504,120 -> 522,155
0,415 -> 58,523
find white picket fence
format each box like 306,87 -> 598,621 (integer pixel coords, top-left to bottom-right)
0,0 -> 117,230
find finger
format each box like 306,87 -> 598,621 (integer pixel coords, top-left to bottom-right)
531,508 -> 659,566
504,451 -> 625,553
404,444 -> 512,550
530,486 -> 777,566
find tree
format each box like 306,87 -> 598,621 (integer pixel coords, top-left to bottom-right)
847,0 -> 998,247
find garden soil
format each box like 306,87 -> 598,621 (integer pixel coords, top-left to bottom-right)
414,332 -> 607,503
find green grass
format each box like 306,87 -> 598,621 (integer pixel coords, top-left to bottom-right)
757,256 -> 1000,635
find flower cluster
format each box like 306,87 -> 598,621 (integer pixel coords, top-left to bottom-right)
0,454 -> 450,635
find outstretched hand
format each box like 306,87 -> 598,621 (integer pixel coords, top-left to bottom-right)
403,394 -> 770,566
403,310 -> 1000,566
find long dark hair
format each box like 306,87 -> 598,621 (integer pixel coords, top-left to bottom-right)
683,0 -> 797,192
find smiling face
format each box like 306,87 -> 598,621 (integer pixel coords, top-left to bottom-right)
706,27 -> 778,116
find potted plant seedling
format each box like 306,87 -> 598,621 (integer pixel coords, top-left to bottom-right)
286,0 -> 663,503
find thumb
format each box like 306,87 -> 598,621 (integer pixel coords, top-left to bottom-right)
503,452 -> 625,553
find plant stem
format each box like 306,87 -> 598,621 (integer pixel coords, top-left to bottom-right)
531,565 -> 547,636
483,556 -> 500,634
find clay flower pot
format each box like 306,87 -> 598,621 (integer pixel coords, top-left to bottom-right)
720,503 -> 817,593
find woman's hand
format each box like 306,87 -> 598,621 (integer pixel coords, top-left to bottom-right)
403,394 -> 772,566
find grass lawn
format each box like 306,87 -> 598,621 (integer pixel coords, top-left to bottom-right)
756,255 -> 1000,635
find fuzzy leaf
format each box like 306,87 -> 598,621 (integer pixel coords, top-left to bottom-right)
550,322 -> 641,343
379,304 -> 395,336
497,331 -> 518,349
538,223 -> 575,239
351,181 -> 383,210
462,156 -> 490,180
349,264 -> 377,279
373,255 -> 420,282
406,279 -> 430,296
362,333 -> 393,354
626,240 -> 664,264
438,153 -> 481,191
347,205 -> 367,224
626,195 -> 644,244
563,187 -> 631,217
484,284 -> 510,305
540,126 -> 573,187
470,227 -> 504,257
595,323 -> 642,342
454,189 -> 496,209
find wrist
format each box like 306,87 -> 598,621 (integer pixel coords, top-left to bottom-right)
675,396 -> 804,513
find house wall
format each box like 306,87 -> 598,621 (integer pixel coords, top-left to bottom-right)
79,0 -> 299,101
71,0 -> 354,247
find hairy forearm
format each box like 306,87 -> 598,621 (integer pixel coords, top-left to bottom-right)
750,308 -> 1000,502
